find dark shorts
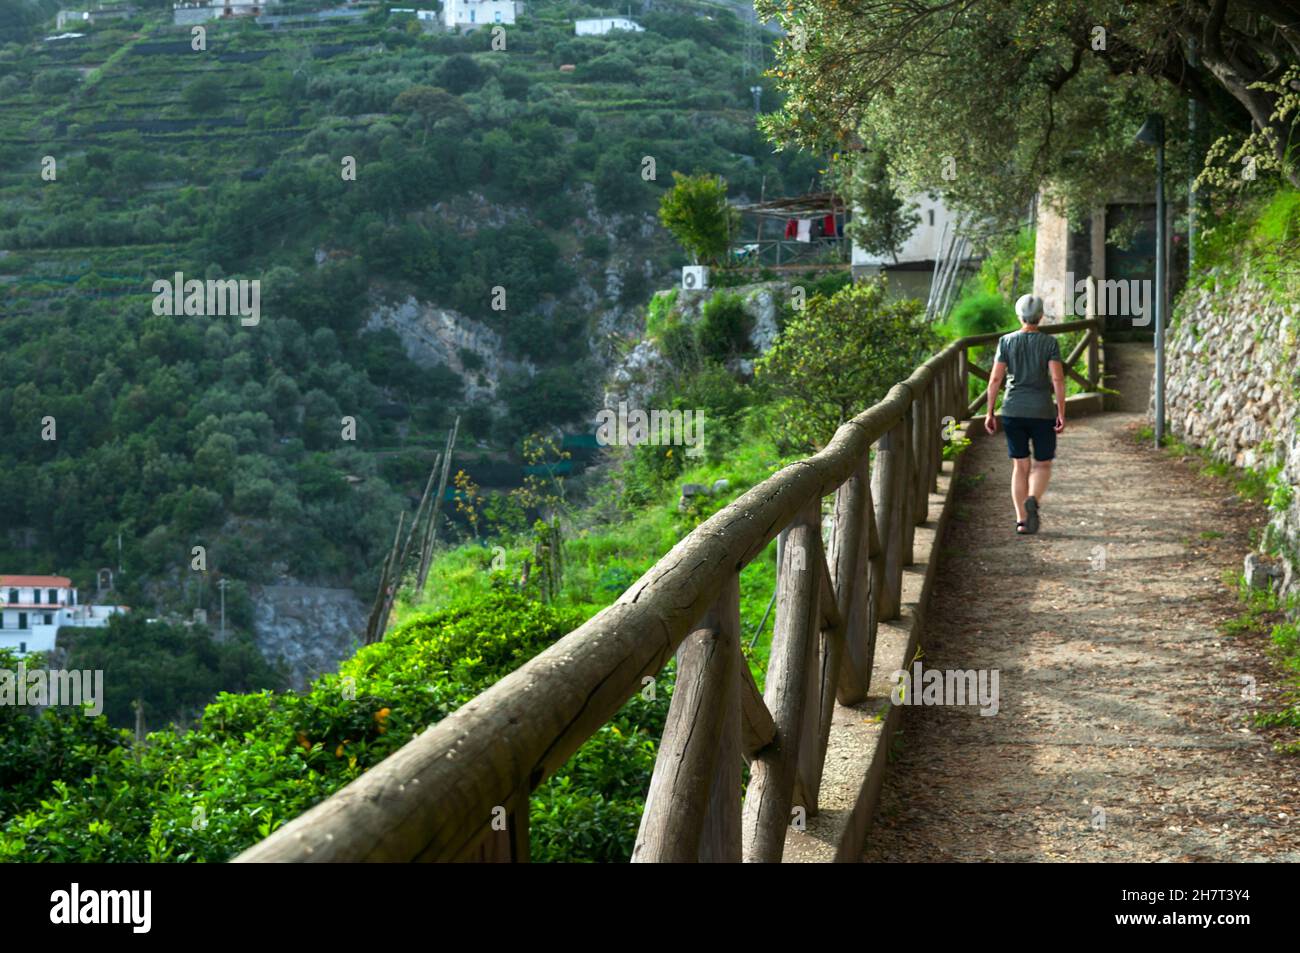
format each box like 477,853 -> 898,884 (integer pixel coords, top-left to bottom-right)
1001,415 -> 1056,461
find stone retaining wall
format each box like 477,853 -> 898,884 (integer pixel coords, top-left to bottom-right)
1160,276 -> 1300,590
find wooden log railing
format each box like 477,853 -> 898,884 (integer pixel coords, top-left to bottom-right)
962,317 -> 1104,417
235,318 -> 1104,864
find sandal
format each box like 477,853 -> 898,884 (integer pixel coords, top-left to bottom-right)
1024,496 -> 1040,534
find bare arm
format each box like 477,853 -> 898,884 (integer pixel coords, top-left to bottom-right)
984,362 -> 1007,433
1049,359 -> 1066,432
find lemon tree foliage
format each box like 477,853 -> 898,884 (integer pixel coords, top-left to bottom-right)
0,587 -> 669,863
757,0 -> 1300,229
756,278 -> 939,450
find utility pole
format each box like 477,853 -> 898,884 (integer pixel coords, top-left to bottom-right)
1187,37 -> 1203,275
1135,114 -> 1167,447
132,698 -> 145,760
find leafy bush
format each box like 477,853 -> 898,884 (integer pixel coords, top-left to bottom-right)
645,288 -> 678,338
31,68 -> 78,96
949,292 -> 1016,339
757,277 -> 939,449
182,75 -> 226,113
697,292 -> 752,360
436,54 -> 484,94
0,586 -> 664,863
61,614 -> 281,728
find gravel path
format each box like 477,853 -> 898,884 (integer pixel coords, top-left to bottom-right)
862,343 -> 1300,862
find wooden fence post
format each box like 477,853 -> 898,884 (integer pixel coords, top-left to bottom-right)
633,577 -> 742,863
741,500 -> 822,862
699,574 -> 744,863
872,421 -> 906,621
958,347 -> 970,416
830,453 -> 874,705
899,401 -> 917,565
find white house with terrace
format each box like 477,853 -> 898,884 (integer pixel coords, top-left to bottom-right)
574,17 -> 643,35
441,0 -> 517,29
0,575 -> 128,657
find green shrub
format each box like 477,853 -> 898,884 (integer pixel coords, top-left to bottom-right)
31,68 -> 78,96
0,586 -> 666,863
757,277 -> 939,449
697,292 -> 752,360
949,292 -> 1016,339
646,289 -> 678,338
660,320 -> 700,373
182,75 -> 227,113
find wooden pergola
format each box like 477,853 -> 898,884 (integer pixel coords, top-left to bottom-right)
727,191 -> 851,269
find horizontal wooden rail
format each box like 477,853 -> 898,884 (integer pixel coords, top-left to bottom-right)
235,318 -> 1104,864
964,318 -> 1104,417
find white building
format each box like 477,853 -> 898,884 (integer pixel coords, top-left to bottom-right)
55,7 -> 135,30
172,0 -> 270,26
851,192 -> 961,271
0,575 -> 128,657
574,16 -> 642,35
441,0 -> 517,29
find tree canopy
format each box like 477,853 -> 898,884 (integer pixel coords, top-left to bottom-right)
758,0 -> 1300,229
756,278 -> 940,450
657,172 -> 740,265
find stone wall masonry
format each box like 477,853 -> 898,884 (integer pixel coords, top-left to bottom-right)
1158,275 -> 1300,590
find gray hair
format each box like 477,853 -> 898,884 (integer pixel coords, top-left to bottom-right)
1015,294 -> 1044,325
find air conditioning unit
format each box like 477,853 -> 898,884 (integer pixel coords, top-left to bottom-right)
681,265 -> 709,291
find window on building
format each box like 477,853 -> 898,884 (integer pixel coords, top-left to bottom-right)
18,613 -> 27,630
18,642 -> 25,654
7,589 -> 16,604
33,590 -> 41,605
44,613 -> 53,625
48,588 -> 57,603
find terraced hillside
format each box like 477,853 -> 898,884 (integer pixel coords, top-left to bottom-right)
0,0 -> 816,685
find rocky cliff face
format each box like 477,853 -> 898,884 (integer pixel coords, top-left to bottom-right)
604,280 -> 786,411
250,583 -> 368,689
365,295 -> 533,403
363,187 -> 668,410
1160,276 -> 1300,590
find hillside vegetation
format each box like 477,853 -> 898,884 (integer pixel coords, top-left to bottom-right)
0,0 -> 816,671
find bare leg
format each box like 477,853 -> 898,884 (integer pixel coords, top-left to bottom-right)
1029,460 -> 1053,502
1011,457 -> 1031,522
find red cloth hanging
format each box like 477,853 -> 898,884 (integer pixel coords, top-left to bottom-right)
785,218 -> 798,239
823,214 -> 837,236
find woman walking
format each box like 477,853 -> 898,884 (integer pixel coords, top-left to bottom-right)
983,294 -> 1067,535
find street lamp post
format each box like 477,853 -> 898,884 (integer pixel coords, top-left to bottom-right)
217,577 -> 228,639
1135,114 -> 1166,448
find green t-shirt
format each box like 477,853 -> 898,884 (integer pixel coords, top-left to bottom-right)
994,330 -> 1061,419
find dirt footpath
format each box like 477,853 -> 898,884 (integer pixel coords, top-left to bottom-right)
862,343 -> 1300,862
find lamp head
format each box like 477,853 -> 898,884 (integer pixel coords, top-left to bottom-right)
1134,114 -> 1165,147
